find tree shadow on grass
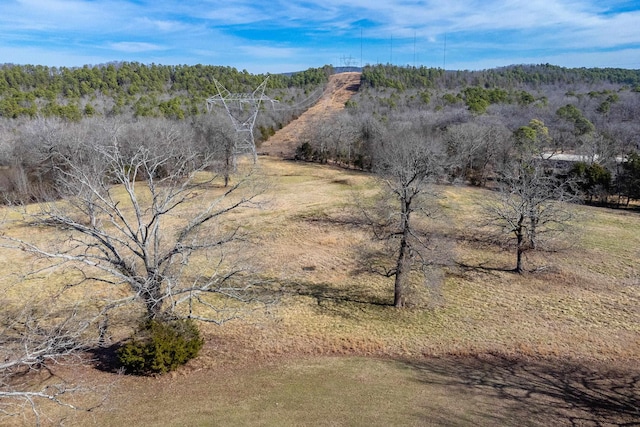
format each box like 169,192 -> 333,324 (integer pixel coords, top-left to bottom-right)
281,280 -> 391,308
89,343 -> 124,374
254,280 -> 390,321
455,260 -> 514,274
406,354 -> 640,426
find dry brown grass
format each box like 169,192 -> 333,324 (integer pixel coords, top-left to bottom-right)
217,161 -> 639,363
45,355 -> 639,427
2,157 -> 638,362
1,156 -> 639,425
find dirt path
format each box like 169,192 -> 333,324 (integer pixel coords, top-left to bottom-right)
260,72 -> 361,158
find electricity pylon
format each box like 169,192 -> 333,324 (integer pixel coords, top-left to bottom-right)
206,77 -> 277,162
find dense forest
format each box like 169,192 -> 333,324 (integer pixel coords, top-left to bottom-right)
0,63 -> 334,203
360,63 -> 640,90
0,62 -> 332,120
296,64 -> 640,206
1,62 -> 640,206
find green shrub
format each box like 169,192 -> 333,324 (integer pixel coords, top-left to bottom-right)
117,318 -> 204,375
295,142 -> 314,161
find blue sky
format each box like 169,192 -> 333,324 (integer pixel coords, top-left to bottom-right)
0,0 -> 639,73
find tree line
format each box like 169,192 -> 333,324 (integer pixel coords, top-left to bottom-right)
298,64 -> 640,206
0,63 -> 332,120
361,63 -> 640,90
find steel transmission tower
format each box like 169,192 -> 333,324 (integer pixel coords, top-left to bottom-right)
206,77 -> 277,162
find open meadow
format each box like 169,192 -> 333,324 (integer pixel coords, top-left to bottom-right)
1,156 -> 639,426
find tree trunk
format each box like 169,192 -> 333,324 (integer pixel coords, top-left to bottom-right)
142,283 -> 164,320
394,198 -> 412,307
515,215 -> 525,273
394,236 -> 410,307
223,142 -> 235,188
516,244 -> 524,274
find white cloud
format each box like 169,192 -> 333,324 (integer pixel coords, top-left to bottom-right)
445,47 -> 640,70
109,42 -> 165,53
197,3 -> 270,25
137,18 -> 192,33
558,11 -> 640,48
3,0 -> 120,31
239,45 -> 301,59
0,45 -> 107,67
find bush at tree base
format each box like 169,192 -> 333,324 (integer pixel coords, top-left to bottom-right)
117,318 -> 204,375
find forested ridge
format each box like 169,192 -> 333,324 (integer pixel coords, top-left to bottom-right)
2,61 -> 638,120
0,62 -> 332,120
296,64 -> 640,206
361,63 -> 640,89
2,61 -> 640,206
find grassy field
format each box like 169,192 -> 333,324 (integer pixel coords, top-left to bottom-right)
1,156 -> 639,426
46,355 -> 637,426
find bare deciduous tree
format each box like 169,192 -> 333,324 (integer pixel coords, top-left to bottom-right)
0,293 -> 107,426
308,112 -> 361,166
2,118 -> 268,326
445,121 -> 511,186
485,156 -> 574,273
366,123 -> 446,307
192,113 -> 236,187
0,117 -> 268,421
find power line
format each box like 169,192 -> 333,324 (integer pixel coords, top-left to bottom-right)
206,77 -> 276,163
413,31 -> 417,67
361,29 -> 363,68
272,86 -> 325,112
